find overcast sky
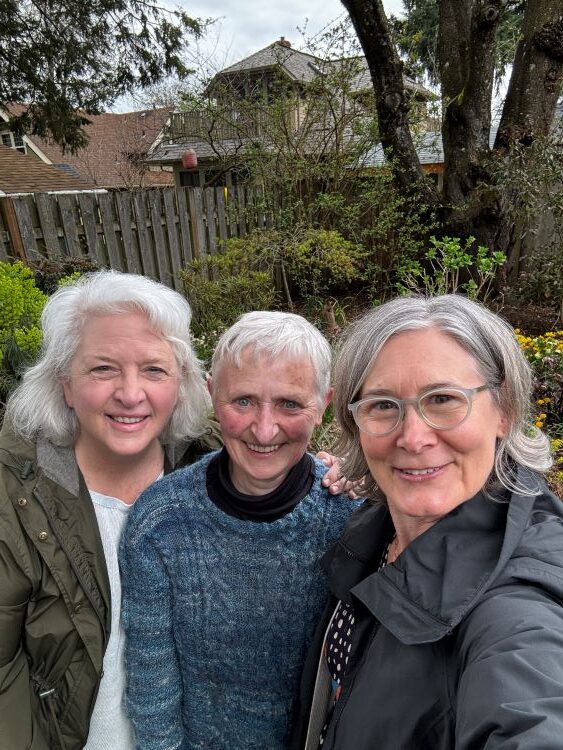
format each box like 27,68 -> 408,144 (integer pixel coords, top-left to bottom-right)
182,0 -> 405,69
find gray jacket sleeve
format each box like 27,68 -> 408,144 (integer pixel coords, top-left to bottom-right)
455,581 -> 563,749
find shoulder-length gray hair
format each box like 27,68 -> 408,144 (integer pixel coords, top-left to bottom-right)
211,311 -> 332,404
334,295 -> 552,500
6,270 -> 211,446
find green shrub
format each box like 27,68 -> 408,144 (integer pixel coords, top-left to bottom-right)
0,261 -> 48,403
396,236 -> 506,301
180,241 -> 278,363
283,228 -> 366,308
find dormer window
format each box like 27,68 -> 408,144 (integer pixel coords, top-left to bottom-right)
1,131 -> 26,154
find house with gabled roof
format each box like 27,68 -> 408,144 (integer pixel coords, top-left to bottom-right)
145,38 -> 434,188
0,106 -> 175,189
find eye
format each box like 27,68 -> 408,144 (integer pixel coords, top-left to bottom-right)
234,397 -> 251,407
145,366 -> 168,378
368,399 -> 398,413
282,400 -> 301,410
91,365 -> 116,377
423,391 -> 467,412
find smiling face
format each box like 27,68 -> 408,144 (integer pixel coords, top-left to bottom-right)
62,312 -> 180,469
358,328 -> 507,541
209,349 -> 330,495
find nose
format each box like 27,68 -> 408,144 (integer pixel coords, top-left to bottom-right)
114,372 -> 145,407
252,403 -> 281,444
395,403 -> 437,453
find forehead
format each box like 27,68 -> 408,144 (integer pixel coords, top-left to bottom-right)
365,328 -> 480,386
214,349 -> 318,395
74,312 -> 174,358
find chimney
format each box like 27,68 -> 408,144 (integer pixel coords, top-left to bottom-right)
278,37 -> 291,48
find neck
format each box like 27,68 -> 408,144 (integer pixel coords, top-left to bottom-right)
388,512 -> 441,561
74,441 -> 164,505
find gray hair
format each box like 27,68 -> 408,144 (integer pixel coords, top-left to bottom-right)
6,270 -> 211,445
211,311 -> 332,403
333,294 -> 552,500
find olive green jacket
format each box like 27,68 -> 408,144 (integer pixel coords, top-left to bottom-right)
0,422 -> 221,750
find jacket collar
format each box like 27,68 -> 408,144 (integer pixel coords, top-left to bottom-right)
324,469 -> 542,645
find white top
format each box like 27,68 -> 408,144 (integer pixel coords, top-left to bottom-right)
84,490 -> 135,750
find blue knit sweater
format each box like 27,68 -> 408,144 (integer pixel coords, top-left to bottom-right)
120,452 -> 359,750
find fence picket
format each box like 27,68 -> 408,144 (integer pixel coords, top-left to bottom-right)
132,192 -> 156,277
58,194 -> 83,258
176,188 -> 193,265
98,193 -> 122,269
77,193 -> 105,264
115,192 -> 141,275
163,189 -> 183,290
148,190 -> 171,285
35,193 -> 62,257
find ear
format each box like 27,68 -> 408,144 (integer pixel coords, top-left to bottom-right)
206,375 -> 213,398
316,387 -> 334,425
62,380 -> 73,408
496,411 -> 508,439
495,385 -> 508,439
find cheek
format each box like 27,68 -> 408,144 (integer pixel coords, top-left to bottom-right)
215,408 -> 248,438
282,415 -> 319,444
359,433 -> 389,464
156,383 -> 181,417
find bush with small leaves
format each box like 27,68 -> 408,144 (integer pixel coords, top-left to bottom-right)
0,261 -> 48,405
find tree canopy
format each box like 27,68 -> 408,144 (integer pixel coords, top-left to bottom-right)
0,0 -> 203,151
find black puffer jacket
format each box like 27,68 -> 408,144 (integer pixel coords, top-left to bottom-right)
0,422 -> 221,750
293,471 -> 563,749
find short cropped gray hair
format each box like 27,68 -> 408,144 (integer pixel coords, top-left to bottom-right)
6,270 -> 211,445
333,295 -> 552,500
211,311 -> 332,402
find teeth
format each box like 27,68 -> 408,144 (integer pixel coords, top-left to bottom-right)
112,416 -> 144,424
247,444 -> 281,453
402,467 -> 439,475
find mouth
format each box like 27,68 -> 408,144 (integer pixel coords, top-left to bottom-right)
246,443 -> 282,453
109,415 -> 147,424
396,465 -> 446,478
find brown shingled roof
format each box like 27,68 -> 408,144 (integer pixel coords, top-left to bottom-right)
6,106 -> 174,188
0,145 -> 95,194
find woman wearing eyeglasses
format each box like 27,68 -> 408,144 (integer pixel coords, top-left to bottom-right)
293,295 -> 563,750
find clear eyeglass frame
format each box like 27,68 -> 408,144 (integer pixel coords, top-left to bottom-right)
348,384 -> 489,436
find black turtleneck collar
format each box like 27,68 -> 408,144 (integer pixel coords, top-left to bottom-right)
206,448 -> 315,522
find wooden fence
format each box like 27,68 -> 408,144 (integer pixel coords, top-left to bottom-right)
0,186 -> 275,290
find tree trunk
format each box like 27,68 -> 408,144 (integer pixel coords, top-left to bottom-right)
439,1 -> 505,206
341,0 -> 439,207
496,1 -> 563,147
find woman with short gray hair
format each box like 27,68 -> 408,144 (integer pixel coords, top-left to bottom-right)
295,294 -> 563,750
120,310 -> 360,750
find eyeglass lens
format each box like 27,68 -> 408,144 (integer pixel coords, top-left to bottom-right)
355,389 -> 471,435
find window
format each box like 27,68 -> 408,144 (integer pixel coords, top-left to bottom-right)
0,131 -> 26,154
179,170 -> 202,187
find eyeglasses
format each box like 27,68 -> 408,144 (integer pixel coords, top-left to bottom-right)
348,385 -> 489,436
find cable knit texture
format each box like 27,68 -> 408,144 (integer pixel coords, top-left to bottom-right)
120,452 -> 359,750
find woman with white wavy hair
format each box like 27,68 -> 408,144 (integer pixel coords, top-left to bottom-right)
0,270 -> 220,750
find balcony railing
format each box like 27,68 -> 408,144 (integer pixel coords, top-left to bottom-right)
164,110 -> 276,141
